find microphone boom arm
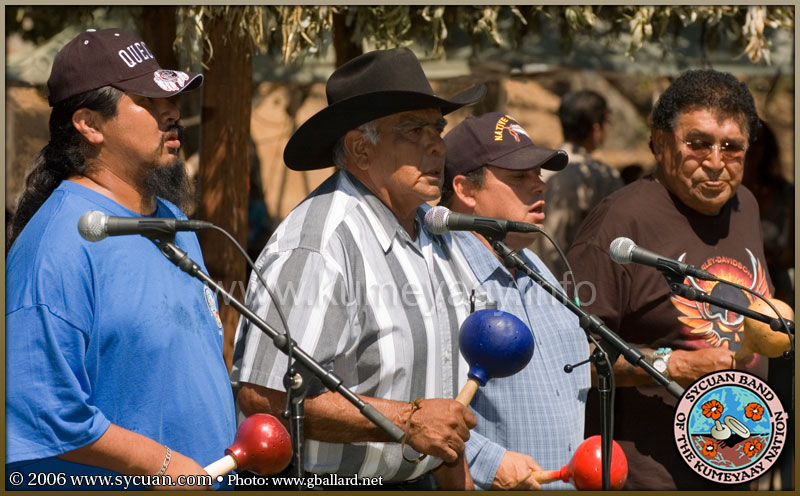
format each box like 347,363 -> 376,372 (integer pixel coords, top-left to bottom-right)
489,239 -> 685,398
155,239 -> 406,447
668,282 -> 794,335
471,219 -> 511,241
488,238 -> 683,491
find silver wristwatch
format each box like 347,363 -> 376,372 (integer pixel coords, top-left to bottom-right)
653,347 -> 673,380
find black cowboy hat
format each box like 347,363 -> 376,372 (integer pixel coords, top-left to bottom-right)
283,47 -> 486,171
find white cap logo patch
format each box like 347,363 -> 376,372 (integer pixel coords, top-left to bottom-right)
505,123 -> 529,142
154,70 -> 190,92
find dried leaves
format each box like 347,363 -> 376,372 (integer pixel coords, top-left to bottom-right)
276,6 -> 335,64
174,6 -> 792,67
175,6 -> 335,67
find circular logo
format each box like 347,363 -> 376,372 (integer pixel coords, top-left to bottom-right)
674,370 -> 786,484
153,69 -> 190,92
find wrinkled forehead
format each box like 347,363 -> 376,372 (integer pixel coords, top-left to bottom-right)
673,106 -> 749,139
383,108 -> 444,126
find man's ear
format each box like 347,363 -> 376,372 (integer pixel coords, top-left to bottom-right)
591,121 -> 604,146
72,108 -> 105,145
452,175 -> 477,209
650,129 -> 667,163
343,129 -> 373,171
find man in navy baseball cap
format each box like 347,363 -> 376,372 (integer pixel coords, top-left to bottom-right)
6,28 -> 234,489
47,28 -> 202,106
440,112 -> 567,234
437,112 -> 588,490
443,112 -> 567,192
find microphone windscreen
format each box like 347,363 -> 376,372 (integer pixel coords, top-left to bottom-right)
78,211 -> 107,242
424,206 -> 450,235
609,237 -> 635,264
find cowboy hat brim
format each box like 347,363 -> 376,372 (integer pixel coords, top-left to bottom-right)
284,84 -> 486,171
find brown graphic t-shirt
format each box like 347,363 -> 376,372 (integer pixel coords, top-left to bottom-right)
567,177 -> 773,490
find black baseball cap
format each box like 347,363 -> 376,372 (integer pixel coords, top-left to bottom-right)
444,112 -> 568,184
47,28 -> 203,106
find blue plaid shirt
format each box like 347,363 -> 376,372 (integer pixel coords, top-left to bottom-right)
455,231 -> 590,490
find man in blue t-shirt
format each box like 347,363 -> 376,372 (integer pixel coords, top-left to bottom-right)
6,28 -> 235,490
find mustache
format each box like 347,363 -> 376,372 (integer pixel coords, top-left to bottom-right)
160,124 -> 185,146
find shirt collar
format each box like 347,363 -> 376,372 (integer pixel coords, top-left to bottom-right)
454,230 -> 544,286
559,142 -> 588,164
340,171 -> 420,253
453,230 -> 511,284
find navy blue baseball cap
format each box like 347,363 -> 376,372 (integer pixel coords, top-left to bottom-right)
445,112 -> 568,184
47,28 -> 202,106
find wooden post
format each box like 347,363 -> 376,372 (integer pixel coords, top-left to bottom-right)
196,13 -> 253,371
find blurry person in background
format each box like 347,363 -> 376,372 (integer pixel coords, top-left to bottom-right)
742,117 -> 794,490
742,118 -> 794,305
535,90 -> 623,281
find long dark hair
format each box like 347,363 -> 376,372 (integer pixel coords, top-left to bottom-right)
7,86 -> 122,247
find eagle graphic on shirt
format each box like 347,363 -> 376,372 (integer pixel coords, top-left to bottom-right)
670,249 -> 771,349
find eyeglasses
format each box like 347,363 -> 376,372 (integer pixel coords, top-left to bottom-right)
393,117 -> 447,142
677,135 -> 748,161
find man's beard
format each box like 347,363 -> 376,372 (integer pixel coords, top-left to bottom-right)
143,159 -> 196,214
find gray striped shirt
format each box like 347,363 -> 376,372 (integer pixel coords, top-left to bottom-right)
230,170 -> 481,481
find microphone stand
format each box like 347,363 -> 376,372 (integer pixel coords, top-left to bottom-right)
154,238 -> 406,487
487,237 -> 684,490
667,280 -> 795,337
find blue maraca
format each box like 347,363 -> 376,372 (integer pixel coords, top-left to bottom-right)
456,309 -> 535,405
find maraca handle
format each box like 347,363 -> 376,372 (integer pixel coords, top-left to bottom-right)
204,454 -> 237,478
531,466 -> 568,484
456,379 -> 480,406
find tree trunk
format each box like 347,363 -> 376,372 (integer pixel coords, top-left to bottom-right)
196,14 -> 253,372
332,11 -> 362,67
139,7 -> 178,69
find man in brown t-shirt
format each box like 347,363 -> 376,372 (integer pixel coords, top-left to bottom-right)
567,70 -> 773,490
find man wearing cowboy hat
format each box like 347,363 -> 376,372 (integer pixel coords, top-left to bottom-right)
231,47 -> 486,489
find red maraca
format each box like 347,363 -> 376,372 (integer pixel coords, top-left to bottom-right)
204,413 -> 292,478
531,435 -> 628,490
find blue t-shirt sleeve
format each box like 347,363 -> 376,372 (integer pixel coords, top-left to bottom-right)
6,305 -> 110,463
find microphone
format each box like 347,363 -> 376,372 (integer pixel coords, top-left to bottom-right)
424,206 -> 540,239
78,210 -> 213,242
609,237 -> 718,282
